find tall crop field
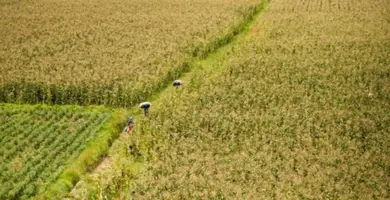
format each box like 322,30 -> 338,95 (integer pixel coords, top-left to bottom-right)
91,0 -> 389,199
0,104 -> 113,199
0,0 -> 260,106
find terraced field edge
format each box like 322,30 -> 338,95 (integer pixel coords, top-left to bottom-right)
0,0 -> 268,108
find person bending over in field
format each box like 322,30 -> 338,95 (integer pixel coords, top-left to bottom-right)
124,117 -> 134,132
139,102 -> 151,117
173,80 -> 182,88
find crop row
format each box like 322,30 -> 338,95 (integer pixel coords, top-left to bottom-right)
0,0 -> 260,106
273,0 -> 389,12
0,104 -> 111,200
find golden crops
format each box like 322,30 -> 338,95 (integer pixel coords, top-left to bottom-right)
84,0 -> 389,199
0,0 -> 258,106
1,0 -> 390,199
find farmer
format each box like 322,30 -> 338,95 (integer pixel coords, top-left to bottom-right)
124,116 -> 134,132
139,102 -> 152,117
173,80 -> 182,88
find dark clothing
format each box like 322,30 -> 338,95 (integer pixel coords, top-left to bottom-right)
140,104 -> 151,109
173,80 -> 182,87
143,107 -> 149,116
140,102 -> 151,117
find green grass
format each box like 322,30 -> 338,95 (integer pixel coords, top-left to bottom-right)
0,1 -> 270,199
65,1 -> 270,199
74,0 -> 390,199
1,0 -> 389,199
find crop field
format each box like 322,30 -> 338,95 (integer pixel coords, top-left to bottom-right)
1,0 -> 390,199
0,0 -> 259,106
75,0 -> 389,199
0,104 -> 113,199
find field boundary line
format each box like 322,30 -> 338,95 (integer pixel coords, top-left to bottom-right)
66,0 -> 270,198
1,0 -> 267,108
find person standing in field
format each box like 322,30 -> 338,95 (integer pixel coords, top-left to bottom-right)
173,80 -> 183,88
140,102 -> 151,117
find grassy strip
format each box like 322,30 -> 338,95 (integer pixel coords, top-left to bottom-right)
192,0 -> 268,59
33,107 -> 128,200
0,1 -> 268,108
71,0 -> 270,198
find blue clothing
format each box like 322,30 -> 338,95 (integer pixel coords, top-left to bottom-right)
127,117 -> 134,126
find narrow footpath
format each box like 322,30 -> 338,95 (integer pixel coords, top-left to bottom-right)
67,0 -> 269,198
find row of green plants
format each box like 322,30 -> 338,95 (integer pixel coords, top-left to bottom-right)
34,107 -> 127,200
0,104 -> 126,200
0,1 -> 269,199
